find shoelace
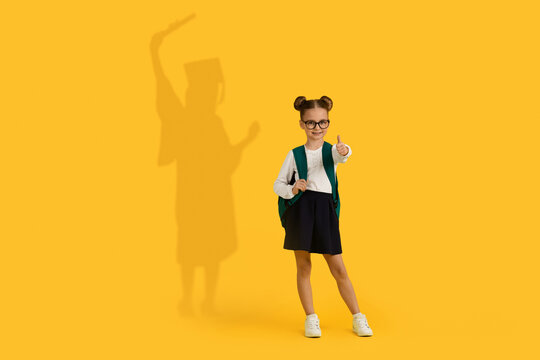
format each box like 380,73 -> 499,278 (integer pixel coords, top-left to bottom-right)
355,316 -> 371,329
306,318 -> 320,330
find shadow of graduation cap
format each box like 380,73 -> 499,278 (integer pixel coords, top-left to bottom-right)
184,57 -> 225,103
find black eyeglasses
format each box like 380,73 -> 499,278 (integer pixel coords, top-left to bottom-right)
302,119 -> 330,130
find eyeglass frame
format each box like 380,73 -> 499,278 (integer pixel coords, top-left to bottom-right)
301,119 -> 331,130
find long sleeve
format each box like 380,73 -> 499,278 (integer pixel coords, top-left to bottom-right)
332,143 -> 352,163
273,150 -> 296,199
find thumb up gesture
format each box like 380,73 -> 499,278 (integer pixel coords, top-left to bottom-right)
336,135 -> 349,156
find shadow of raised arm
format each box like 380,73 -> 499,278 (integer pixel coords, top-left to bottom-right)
150,14 -> 196,166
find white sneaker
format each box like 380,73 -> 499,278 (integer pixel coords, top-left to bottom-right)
353,313 -> 373,336
305,314 -> 321,337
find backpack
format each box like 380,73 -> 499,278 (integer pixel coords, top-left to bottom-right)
277,141 -> 341,228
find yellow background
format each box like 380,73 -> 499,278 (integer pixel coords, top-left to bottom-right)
1,0 -> 539,358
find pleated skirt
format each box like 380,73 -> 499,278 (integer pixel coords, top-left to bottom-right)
283,189 -> 342,255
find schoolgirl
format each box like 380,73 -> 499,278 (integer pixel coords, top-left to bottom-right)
273,96 -> 373,338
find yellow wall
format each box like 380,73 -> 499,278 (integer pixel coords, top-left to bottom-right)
1,1 -> 538,358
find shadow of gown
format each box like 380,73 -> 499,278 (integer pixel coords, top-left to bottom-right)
168,109 -> 239,266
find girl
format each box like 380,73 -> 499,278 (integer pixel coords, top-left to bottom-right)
273,96 -> 373,338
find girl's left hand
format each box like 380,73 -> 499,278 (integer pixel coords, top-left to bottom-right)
336,135 -> 349,156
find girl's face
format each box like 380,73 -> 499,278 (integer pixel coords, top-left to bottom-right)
299,107 -> 329,141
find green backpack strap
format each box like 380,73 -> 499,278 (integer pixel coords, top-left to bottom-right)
278,145 -> 308,227
322,141 -> 341,219
292,145 -> 308,180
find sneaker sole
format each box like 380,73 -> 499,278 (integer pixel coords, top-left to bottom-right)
354,331 -> 373,337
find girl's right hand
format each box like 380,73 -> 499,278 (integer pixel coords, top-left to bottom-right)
292,179 -> 308,195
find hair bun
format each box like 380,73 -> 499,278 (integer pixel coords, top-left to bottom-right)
294,96 -> 307,111
319,96 -> 333,111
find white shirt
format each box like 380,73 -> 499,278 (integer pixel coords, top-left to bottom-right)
273,143 -> 352,199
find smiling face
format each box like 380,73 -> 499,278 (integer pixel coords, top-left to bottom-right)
299,107 -> 329,141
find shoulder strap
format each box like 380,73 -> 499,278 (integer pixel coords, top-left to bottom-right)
292,145 -> 308,180
322,142 -> 341,218
277,145 -> 307,228
322,142 -> 337,202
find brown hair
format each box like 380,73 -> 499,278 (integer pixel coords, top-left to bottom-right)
293,96 -> 333,119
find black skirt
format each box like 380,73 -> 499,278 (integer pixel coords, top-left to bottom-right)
283,189 -> 342,255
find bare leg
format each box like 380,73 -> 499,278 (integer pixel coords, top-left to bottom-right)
294,250 -> 315,315
322,253 -> 360,314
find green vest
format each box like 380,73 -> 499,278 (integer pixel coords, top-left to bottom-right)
277,141 -> 341,228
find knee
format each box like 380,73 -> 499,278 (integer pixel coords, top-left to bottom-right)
296,261 -> 312,277
331,267 -> 348,281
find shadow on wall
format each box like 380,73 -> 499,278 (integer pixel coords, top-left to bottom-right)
149,13 -> 260,317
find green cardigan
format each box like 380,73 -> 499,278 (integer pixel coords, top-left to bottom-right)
277,141 -> 341,228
